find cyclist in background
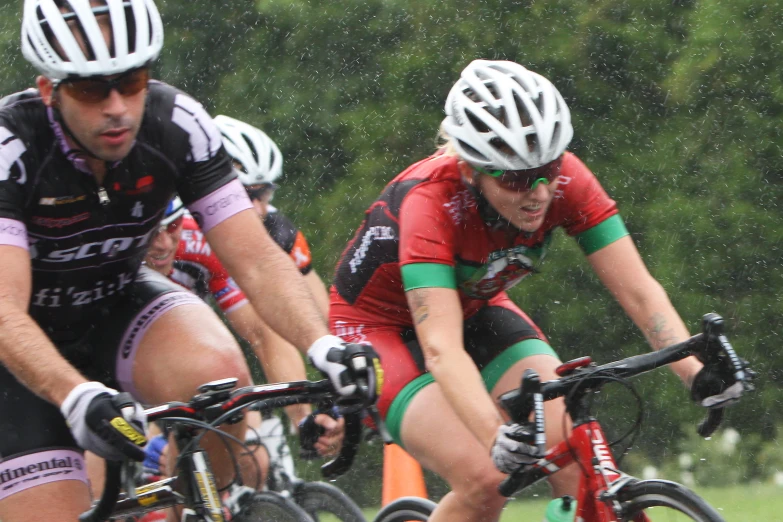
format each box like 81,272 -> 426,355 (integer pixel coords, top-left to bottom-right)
214,114 -> 330,314
143,120 -> 338,488
145,198 -> 341,469
0,2 -> 371,521
329,59 -> 744,522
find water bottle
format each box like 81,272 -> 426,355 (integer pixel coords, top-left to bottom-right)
543,495 -> 576,522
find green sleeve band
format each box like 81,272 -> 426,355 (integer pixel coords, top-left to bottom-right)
401,263 -> 457,291
575,214 -> 629,255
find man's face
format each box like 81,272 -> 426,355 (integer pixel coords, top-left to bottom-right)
145,217 -> 184,275
39,71 -> 148,162
36,2 -> 148,162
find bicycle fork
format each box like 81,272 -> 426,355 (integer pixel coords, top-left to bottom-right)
178,449 -> 226,522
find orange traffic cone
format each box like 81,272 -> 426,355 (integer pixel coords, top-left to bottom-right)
382,443 -> 428,506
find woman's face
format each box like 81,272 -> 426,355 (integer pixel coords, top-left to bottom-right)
460,161 -> 559,233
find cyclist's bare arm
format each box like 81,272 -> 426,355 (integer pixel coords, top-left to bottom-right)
406,286 -> 503,450
587,235 -> 701,385
206,210 -> 329,351
0,245 -> 86,405
225,303 -> 312,425
303,269 -> 330,319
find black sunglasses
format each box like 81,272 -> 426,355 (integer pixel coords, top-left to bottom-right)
54,68 -> 150,103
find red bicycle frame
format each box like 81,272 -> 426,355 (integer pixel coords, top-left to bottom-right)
527,420 -> 650,522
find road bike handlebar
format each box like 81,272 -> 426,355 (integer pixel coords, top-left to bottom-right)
497,313 -> 754,497
80,378 -> 376,522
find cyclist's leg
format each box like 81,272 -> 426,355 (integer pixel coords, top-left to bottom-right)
474,297 -> 581,497
355,327 -> 507,522
0,364 -> 91,522
98,268 -> 256,490
400,383 -> 508,522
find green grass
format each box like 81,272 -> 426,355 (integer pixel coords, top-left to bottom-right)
361,483 -> 783,521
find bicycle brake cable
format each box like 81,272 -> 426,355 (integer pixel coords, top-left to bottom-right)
561,369 -> 643,475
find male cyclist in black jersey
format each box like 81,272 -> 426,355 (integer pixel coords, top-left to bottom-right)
0,2 -> 375,521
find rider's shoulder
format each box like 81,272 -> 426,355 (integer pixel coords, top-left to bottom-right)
559,152 -> 599,185
143,81 -> 212,127
0,89 -> 48,135
141,81 -> 222,162
264,207 -> 293,228
263,208 -> 299,247
0,88 -> 43,111
389,153 -> 462,202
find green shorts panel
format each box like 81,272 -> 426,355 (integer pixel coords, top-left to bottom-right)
384,339 -> 557,447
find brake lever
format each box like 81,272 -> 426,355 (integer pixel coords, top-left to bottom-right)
367,405 -> 393,444
498,370 -> 546,497
702,313 -> 755,391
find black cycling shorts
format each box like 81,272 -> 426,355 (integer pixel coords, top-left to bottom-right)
0,267 -> 202,500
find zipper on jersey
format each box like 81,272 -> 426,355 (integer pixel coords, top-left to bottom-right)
97,186 -> 111,205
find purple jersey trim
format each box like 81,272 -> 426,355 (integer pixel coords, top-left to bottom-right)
186,179 -> 252,233
0,218 -> 28,250
115,291 -> 205,401
0,449 -> 87,500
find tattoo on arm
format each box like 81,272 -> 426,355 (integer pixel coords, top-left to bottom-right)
414,305 -> 429,325
409,289 -> 430,325
647,312 -> 678,349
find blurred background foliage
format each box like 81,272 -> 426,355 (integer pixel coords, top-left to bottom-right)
2,0 -> 781,505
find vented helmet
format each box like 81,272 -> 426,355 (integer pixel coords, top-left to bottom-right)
22,0 -> 164,80
214,115 -> 282,187
442,60 -> 573,171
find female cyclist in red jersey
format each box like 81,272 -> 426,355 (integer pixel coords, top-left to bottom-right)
329,60 -> 730,522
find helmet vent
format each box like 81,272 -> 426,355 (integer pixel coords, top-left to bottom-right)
465,109 -> 490,133
125,2 -> 137,54
242,135 -> 260,164
459,140 -> 486,162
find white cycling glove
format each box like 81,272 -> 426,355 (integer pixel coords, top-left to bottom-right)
491,423 -> 542,475
308,335 -> 357,396
60,381 -> 148,461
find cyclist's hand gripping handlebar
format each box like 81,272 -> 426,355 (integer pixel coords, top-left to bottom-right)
691,313 -> 756,437
497,369 -> 546,497
318,343 -> 393,477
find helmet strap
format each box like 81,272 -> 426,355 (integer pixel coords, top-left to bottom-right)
50,105 -> 103,162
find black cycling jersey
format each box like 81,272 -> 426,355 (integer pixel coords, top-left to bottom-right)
263,208 -> 313,275
0,80 -> 244,341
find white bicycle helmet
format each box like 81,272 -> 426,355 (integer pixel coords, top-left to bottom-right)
213,115 -> 282,187
442,60 -> 573,171
161,196 -> 185,226
21,0 -> 164,80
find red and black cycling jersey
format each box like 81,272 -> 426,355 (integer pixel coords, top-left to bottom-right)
170,214 -> 248,313
169,209 -> 313,312
0,81 -> 251,340
264,206 -> 313,275
331,152 -> 627,328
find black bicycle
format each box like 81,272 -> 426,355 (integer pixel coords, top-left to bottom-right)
79,353 -> 385,522
248,410 -> 367,522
